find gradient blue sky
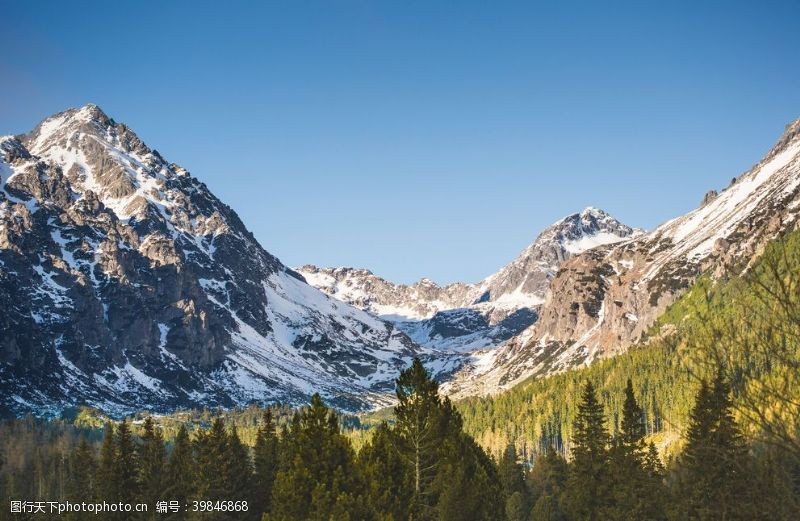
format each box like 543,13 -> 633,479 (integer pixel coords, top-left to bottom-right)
2,1 -> 799,284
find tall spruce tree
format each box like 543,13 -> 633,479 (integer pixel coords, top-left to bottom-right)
269,394 -> 372,521
194,417 -> 230,513
675,374 -> 753,520
562,380 -> 610,521
137,417 -> 166,520
527,447 -> 568,521
606,379 -> 664,520
389,359 -> 503,520
224,426 -> 255,520
393,358 -> 446,517
164,425 -> 194,521
253,410 -> 278,518
498,442 -> 529,521
114,419 -> 140,507
95,422 -> 117,503
67,435 -> 96,520
357,422 -> 413,521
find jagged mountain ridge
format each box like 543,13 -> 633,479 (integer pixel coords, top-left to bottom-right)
0,105 -> 426,416
298,207 -> 640,352
445,116 -> 800,397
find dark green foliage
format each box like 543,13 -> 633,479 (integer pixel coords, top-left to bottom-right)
498,442 -> 529,520
527,447 -> 567,515
66,436 -> 96,520
269,394 -> 372,521
194,417 -> 234,516
672,374 -> 754,520
561,381 -> 610,520
606,380 -> 663,520
224,427 -> 255,519
393,357 -> 446,513
164,425 -> 194,520
358,422 -> 413,520
390,358 -> 504,520
253,410 -> 278,517
114,418 -> 139,505
138,417 -> 166,520
95,422 -> 117,502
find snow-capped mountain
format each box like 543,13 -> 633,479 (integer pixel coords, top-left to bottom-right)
446,116 -> 800,397
298,207 -> 640,352
0,105 -> 424,416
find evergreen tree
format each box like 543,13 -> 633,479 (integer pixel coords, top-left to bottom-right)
562,380 -> 610,521
269,394 -> 372,521
137,417 -> 166,520
95,423 -> 117,502
530,494 -> 561,521
674,374 -> 753,520
393,358 -> 447,517
606,380 -> 663,520
389,360 -> 503,520
194,417 -> 231,517
432,409 -> 504,521
527,448 -> 567,521
224,426 -> 255,520
358,422 -> 413,521
114,419 -> 140,506
619,379 -> 646,449
253,410 -> 278,518
164,425 -> 194,521
498,442 -> 529,521
66,435 -> 96,520
643,442 -> 664,477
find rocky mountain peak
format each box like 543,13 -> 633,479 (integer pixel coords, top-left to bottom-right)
1,106 -> 422,416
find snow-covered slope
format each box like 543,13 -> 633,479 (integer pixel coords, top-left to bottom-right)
298,207 -> 639,352
445,116 -> 800,397
0,105 -> 423,416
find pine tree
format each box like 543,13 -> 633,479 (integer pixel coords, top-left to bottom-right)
432,427 -> 504,521
530,493 -> 562,521
194,417 -> 230,509
393,358 -> 446,517
527,447 -> 567,521
137,417 -> 166,520
253,410 -> 278,518
498,442 -> 528,521
67,435 -> 96,520
643,442 -> 664,477
674,374 -> 753,520
114,418 -> 140,506
606,380 -> 663,520
562,380 -> 610,521
224,426 -> 255,520
164,425 -> 194,521
95,423 -> 117,502
269,394 -> 372,521
357,422 -> 413,521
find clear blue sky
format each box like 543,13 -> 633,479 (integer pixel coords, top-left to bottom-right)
2,1 -> 799,284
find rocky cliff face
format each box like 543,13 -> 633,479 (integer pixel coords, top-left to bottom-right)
0,105 -> 421,416
298,207 -> 639,352
446,117 -> 800,396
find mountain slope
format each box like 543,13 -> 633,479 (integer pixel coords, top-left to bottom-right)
447,116 -> 800,396
298,207 -> 639,351
0,105 -> 421,416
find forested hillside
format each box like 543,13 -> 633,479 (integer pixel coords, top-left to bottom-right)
459,229 -> 800,460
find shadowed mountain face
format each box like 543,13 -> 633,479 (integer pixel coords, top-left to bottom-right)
0,105 -> 424,416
